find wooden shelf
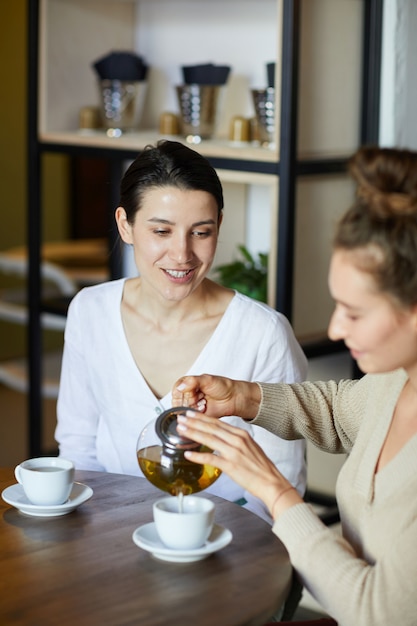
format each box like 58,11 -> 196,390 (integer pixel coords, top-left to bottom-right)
39,129 -> 278,162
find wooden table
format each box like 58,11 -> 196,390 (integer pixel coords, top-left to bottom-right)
0,468 -> 292,626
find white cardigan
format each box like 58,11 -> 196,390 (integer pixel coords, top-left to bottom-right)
56,279 -> 308,521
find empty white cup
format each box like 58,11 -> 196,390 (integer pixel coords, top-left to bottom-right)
153,495 -> 215,550
14,457 -> 75,506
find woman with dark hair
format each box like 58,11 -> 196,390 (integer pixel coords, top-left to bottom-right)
56,140 -> 307,521
173,146 -> 417,625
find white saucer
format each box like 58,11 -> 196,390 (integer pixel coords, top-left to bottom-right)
132,522 -> 232,562
1,482 -> 93,517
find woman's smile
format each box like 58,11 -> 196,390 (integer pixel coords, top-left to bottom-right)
162,267 -> 196,283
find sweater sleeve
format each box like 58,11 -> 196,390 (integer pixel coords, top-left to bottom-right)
55,292 -> 105,471
273,502 -> 417,626
253,378 -> 366,454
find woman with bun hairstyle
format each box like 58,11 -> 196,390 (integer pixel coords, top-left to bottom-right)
172,146 -> 417,626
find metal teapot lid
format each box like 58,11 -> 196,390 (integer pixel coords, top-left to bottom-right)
155,407 -> 200,451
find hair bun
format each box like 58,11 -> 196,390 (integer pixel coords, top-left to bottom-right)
349,145 -> 417,218
356,183 -> 416,217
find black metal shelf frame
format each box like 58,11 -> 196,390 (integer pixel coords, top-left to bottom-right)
27,0 -> 383,456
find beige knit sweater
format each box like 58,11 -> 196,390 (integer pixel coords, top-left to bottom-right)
254,368 -> 417,626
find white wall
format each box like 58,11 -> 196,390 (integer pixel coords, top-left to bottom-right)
380,0 -> 417,148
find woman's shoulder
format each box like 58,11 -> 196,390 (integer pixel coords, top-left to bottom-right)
356,369 -> 408,393
229,290 -> 291,325
70,278 -> 126,311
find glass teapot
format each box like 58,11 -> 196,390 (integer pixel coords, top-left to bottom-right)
136,407 -> 221,496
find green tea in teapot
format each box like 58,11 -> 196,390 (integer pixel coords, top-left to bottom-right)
137,444 -> 221,496
136,407 -> 221,496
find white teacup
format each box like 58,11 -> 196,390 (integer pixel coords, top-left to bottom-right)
153,495 -> 215,550
14,457 -> 75,506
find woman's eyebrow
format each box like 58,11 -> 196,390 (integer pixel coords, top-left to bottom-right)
147,217 -> 216,226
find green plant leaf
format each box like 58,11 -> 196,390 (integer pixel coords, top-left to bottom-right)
237,244 -> 254,265
214,244 -> 268,302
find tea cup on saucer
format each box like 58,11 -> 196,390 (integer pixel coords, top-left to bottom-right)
153,495 -> 215,550
14,457 -> 74,506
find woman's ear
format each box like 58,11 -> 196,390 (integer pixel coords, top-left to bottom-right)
115,207 -> 133,244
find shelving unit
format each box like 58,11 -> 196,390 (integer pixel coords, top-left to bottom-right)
27,0 -> 383,456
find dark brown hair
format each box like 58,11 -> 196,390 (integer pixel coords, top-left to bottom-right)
119,140 -> 223,224
333,145 -> 417,307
